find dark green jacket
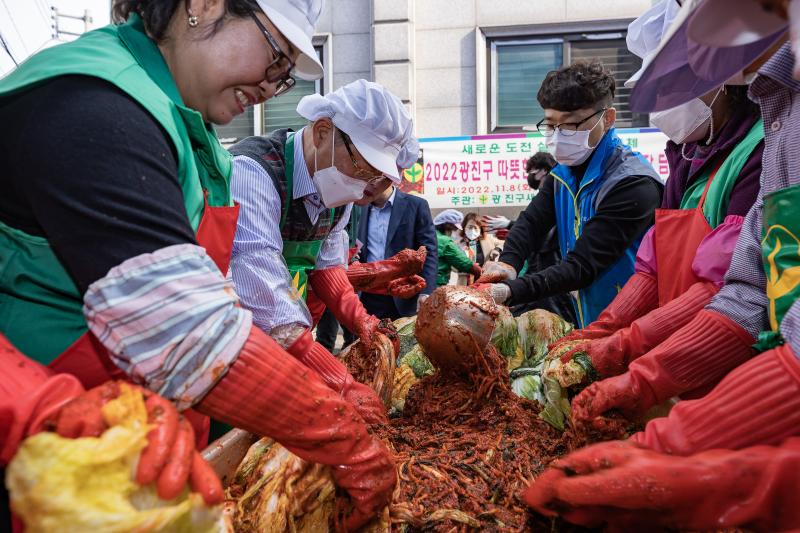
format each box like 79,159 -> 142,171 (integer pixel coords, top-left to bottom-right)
436,231 -> 474,286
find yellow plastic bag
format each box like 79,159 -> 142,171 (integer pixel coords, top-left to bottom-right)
6,383 -> 226,533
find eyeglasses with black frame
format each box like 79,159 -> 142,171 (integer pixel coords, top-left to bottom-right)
535,108 -> 607,137
248,11 -> 296,97
338,130 -> 386,184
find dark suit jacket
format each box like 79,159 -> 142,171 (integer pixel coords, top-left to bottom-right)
357,189 -> 438,318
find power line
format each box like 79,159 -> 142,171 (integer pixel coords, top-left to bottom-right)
0,30 -> 18,66
0,0 -> 28,55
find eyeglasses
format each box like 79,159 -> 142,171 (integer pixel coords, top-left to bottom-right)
339,130 -> 386,184
249,12 -> 296,97
535,108 -> 607,137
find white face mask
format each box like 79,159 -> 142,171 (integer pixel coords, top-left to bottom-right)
649,88 -> 723,145
465,228 -> 480,241
545,110 -> 606,167
311,132 -> 368,208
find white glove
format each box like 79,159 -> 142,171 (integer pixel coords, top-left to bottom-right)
489,283 -> 511,305
479,261 -> 517,283
482,215 -> 511,232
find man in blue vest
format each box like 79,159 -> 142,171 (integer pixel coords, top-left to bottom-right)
477,61 -> 663,328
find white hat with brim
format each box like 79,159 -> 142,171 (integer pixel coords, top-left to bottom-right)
256,0 -> 324,81
688,0 -> 787,48
630,0 -> 786,112
624,0 -> 682,89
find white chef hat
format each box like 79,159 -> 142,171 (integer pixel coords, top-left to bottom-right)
296,79 -> 414,182
433,209 -> 464,230
256,0 -> 325,81
397,135 -> 420,170
625,0 -> 683,88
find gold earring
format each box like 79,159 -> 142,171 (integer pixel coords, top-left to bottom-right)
188,14 -> 199,27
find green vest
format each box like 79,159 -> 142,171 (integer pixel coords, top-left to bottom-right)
0,15 -> 233,363
679,119 -> 764,229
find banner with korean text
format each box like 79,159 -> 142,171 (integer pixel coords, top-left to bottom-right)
399,128 -> 670,209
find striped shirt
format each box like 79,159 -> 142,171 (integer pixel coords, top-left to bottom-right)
230,127 -> 351,335
707,43 -> 800,355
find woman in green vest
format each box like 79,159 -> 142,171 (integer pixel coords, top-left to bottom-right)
0,0 -> 395,528
548,1 -> 764,415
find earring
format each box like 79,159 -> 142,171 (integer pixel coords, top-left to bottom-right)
188,14 -> 199,27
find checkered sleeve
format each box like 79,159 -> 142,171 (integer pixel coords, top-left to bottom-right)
707,191 -> 769,339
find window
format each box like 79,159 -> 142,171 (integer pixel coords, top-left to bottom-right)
215,107 -> 255,146
488,27 -> 645,133
215,43 -> 326,144
263,76 -> 321,133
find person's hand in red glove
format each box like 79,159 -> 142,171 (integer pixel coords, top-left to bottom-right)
198,326 -> 396,528
570,310 -> 754,424
385,275 -> 426,298
0,335 -> 222,505
288,329 -> 388,424
548,272 -> 659,354
555,281 -> 719,381
309,266 -> 399,352
41,381 -> 223,504
630,343 -> 800,456
523,438 -> 800,532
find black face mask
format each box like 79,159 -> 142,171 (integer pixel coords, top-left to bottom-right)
527,169 -> 545,190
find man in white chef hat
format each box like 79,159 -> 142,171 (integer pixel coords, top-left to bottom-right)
227,79 -> 415,424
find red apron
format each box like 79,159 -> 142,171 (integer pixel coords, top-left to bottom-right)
49,193 -> 239,447
653,161 -> 721,306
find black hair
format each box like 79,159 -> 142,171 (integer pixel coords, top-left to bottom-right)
724,84 -> 761,119
436,223 -> 459,234
525,151 -> 556,173
112,0 -> 260,41
537,61 -> 615,112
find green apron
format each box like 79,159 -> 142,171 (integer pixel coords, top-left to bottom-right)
0,15 -> 233,363
679,120 -> 764,228
280,132 -> 334,300
757,184 -> 800,350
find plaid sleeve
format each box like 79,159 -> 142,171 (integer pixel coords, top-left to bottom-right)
83,244 -> 252,410
707,193 -> 769,339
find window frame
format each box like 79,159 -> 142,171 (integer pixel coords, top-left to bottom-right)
481,19 -> 638,134
260,34 -> 331,134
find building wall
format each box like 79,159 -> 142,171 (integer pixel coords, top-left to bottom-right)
314,0 -> 653,139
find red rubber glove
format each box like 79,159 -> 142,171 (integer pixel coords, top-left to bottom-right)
197,327 -> 396,527
305,287 -> 327,327
523,437 -> 800,532
347,247 -> 427,297
632,344 -> 800,455
559,282 -> 718,379
0,334 -> 84,466
549,272 -> 658,351
572,310 -> 755,423
0,334 -> 222,504
288,329 -> 388,424
308,266 -> 398,352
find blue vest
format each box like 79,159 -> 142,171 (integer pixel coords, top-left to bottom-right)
551,128 -> 661,328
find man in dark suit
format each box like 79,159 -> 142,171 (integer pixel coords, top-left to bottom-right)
354,185 -> 438,320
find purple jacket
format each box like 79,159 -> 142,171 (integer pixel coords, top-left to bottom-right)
662,107 -> 762,215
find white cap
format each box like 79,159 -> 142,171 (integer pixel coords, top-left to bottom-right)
296,79 -> 414,182
433,209 -> 464,230
397,136 -> 420,169
625,0 -> 683,88
688,0 -> 787,48
256,0 -> 325,81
